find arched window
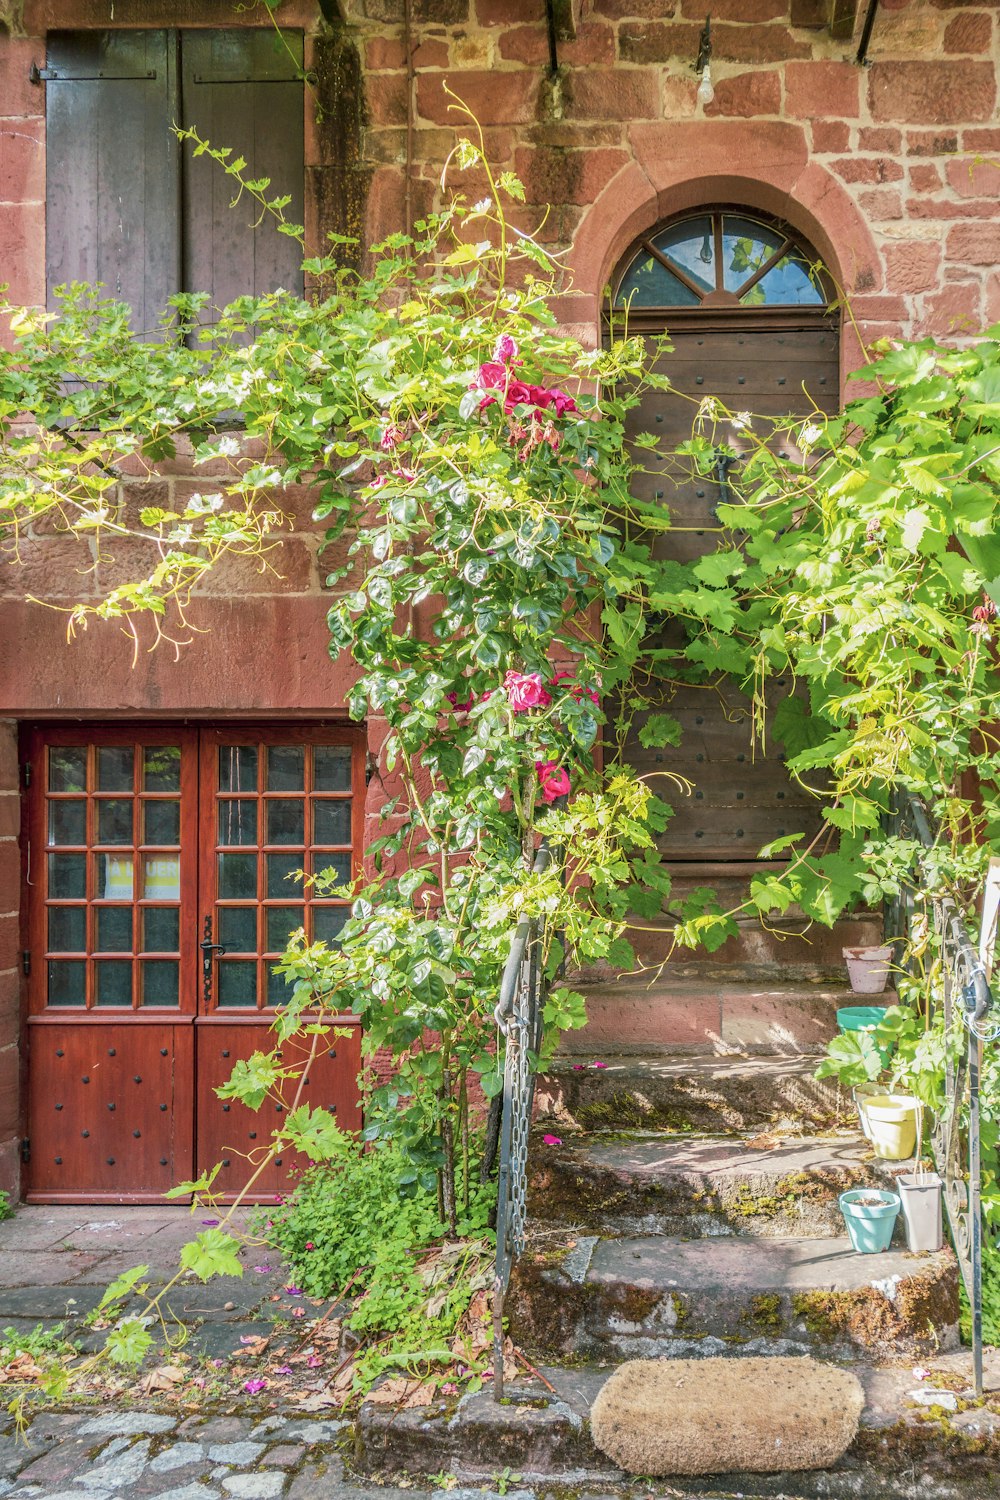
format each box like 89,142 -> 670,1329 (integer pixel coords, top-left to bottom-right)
612,209 -> 835,315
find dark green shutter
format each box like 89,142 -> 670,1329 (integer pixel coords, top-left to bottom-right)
181,30 -> 305,315
44,30 -> 180,335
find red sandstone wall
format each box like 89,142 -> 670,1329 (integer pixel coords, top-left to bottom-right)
0,722 -> 19,1197
2,0 -> 998,719
2,0 -> 1000,1193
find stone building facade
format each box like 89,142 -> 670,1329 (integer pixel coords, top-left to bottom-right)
0,0 -> 997,1201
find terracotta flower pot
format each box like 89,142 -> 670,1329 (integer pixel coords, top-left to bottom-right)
843,945 -> 893,995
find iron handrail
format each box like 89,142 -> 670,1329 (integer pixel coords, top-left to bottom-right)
886,790 -> 994,1396
491,842 -> 552,1401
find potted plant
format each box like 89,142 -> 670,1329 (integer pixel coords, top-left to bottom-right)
862,1093 -> 920,1160
843,944 -> 893,995
838,1189 -> 901,1253
814,1026 -> 888,1138
896,1166 -> 944,1252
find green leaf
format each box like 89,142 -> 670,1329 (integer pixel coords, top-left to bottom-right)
179,1229 -> 244,1282
637,713 -> 682,749
105,1320 -> 154,1367
97,1263 -> 150,1313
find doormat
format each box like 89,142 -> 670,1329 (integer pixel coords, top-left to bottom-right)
590,1355 -> 864,1476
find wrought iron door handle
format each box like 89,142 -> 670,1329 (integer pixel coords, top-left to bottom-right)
200,915 -> 227,1005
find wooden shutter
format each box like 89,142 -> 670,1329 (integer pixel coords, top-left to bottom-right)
44,31 -> 180,336
181,30 -> 305,315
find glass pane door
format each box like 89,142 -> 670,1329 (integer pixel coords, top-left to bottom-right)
200,730 -> 362,1012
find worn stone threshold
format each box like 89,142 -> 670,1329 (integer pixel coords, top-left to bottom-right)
355,1351 -> 1000,1498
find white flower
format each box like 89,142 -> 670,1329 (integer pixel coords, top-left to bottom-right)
731,411 -> 753,432
801,422 -> 822,446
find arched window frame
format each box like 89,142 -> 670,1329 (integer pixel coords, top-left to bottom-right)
607,206 -> 839,334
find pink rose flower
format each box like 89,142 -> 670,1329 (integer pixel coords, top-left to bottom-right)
493,333 -> 519,364
475,362 -> 508,391
536,760 -> 570,803
446,690 -> 475,713
380,423 -> 404,452
542,1133 -> 563,1146
504,671 -> 551,712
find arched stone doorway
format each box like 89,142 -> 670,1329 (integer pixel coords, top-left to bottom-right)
611,207 -> 840,869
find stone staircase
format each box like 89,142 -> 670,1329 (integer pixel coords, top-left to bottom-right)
358,956 -> 980,1496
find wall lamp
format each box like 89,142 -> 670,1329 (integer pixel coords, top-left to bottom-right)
695,15 -> 714,106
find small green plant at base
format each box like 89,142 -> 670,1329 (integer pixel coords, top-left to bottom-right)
0,1192 -> 12,1223
261,1132 -> 496,1395
491,1469 -> 522,1495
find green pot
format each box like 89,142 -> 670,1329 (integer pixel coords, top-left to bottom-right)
836,1006 -> 892,1068
839,1189 -> 900,1253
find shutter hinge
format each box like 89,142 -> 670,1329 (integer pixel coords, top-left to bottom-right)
22,762 -> 30,788
20,1138 -> 29,1165
29,62 -> 156,83
21,951 -> 30,977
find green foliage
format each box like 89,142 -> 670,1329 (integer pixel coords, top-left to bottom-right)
0,1191 -> 12,1223
263,1134 -> 495,1391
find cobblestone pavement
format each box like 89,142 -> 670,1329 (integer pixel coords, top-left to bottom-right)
0,1407 -> 730,1500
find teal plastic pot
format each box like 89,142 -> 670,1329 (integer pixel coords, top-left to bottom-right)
838,1189 -> 900,1253
837,1006 -> 892,1068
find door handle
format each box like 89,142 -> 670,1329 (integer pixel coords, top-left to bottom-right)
201,915 -> 227,1005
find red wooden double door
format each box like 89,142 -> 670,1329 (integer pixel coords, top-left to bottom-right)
23,724 -> 364,1203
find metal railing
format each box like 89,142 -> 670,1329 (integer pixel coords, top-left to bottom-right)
886,791 -> 996,1395
489,843 -> 552,1402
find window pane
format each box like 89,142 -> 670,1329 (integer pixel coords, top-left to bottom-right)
267,745 -> 304,791
266,906 -> 304,952
313,906 -> 348,946
722,214 -> 785,293
97,746 -> 134,791
219,800 -> 258,846
219,745 -> 258,792
96,799 -> 133,845
218,852 -> 257,899
143,746 -> 181,791
218,961 -> 256,1007
313,853 -> 352,888
96,907 -> 132,953
142,855 -> 181,900
141,959 -> 179,1007
267,852 -> 303,898
143,800 -> 180,845
615,254 -> 699,309
267,966 -> 291,1006
97,854 -> 134,901
48,852 -> 86,899
314,746 -> 352,792
143,907 -> 179,952
742,249 -> 825,306
48,906 -> 86,953
653,215 -> 716,295
266,799 -> 304,846
95,959 -> 132,1007
49,800 -> 86,846
219,906 -> 257,953
314,800 -> 351,846
48,959 -> 85,1006
48,747 -> 87,792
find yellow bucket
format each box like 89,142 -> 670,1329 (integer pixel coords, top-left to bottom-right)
863,1095 -> 918,1161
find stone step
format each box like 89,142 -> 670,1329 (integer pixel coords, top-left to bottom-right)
528,1132 -> 897,1238
508,1233 -> 959,1364
625,901 -> 884,974
559,979 -> 892,1055
535,1053 -> 856,1135
355,1350 -> 1000,1496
